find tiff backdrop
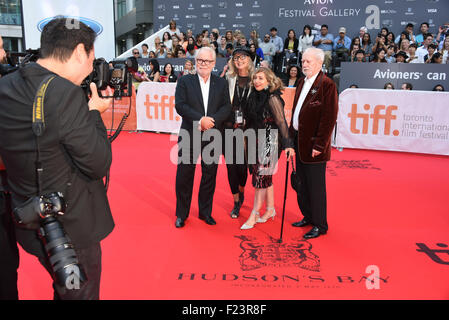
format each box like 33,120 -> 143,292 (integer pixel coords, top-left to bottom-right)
154,0 -> 449,39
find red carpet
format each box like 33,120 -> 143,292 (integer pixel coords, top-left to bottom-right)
17,132 -> 449,300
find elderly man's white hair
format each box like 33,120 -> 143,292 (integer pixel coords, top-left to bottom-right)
196,46 -> 216,61
304,47 -> 325,64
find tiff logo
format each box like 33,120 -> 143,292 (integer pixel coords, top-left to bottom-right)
144,94 -> 179,121
348,104 -> 399,136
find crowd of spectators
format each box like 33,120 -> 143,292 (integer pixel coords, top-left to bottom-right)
130,20 -> 449,88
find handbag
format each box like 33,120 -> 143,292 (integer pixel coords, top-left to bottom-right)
290,157 -> 299,192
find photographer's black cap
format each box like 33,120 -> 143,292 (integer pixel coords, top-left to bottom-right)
232,47 -> 251,57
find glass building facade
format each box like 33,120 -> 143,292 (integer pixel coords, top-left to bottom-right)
0,0 -> 21,25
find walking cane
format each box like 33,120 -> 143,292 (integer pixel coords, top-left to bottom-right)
278,152 -> 291,243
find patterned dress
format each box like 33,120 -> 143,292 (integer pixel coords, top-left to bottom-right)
246,90 -> 293,189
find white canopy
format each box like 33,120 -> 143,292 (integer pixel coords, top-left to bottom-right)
115,25 -> 170,60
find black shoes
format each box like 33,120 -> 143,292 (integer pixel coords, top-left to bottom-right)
292,219 -> 310,228
199,215 -> 216,225
175,217 -> 185,228
303,226 -> 327,239
230,202 -> 241,219
292,218 -> 327,239
176,215 -> 217,227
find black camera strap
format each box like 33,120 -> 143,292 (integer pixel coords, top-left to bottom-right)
32,75 -> 56,195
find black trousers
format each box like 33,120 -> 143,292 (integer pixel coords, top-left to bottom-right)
0,191 -> 19,300
294,134 -> 328,232
38,242 -> 102,300
222,130 -> 248,195
175,133 -> 220,220
295,159 -> 328,232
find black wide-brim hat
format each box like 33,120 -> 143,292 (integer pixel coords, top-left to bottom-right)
232,47 -> 251,57
394,51 -> 409,59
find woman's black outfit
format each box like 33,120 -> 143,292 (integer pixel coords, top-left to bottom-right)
283,38 -> 299,54
223,75 -> 251,218
250,53 -> 261,68
245,89 -> 293,188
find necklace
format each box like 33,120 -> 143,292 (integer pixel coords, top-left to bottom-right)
235,76 -> 249,105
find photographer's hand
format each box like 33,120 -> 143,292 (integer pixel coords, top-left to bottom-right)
88,83 -> 113,114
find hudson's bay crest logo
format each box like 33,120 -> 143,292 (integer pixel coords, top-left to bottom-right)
176,235 -> 390,289
235,235 -> 320,272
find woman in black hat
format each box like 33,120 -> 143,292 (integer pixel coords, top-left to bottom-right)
223,48 -> 255,219
394,51 -> 409,63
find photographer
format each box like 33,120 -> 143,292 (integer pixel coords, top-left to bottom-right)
0,34 -> 19,300
0,18 -> 114,300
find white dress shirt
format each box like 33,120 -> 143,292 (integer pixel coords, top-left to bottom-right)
199,74 -> 211,115
198,75 -> 211,130
293,72 -> 319,131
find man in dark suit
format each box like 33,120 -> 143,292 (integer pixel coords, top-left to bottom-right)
175,47 -> 231,228
289,47 -> 338,239
0,18 -> 114,299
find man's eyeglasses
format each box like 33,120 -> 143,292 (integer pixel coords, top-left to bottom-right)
133,52 -> 139,55
196,58 -> 215,65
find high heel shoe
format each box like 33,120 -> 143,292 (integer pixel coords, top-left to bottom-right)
256,207 -> 276,223
240,211 -> 259,230
230,201 -> 241,219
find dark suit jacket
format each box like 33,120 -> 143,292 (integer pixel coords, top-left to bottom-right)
175,73 -> 231,132
289,71 -> 338,163
0,63 -> 114,257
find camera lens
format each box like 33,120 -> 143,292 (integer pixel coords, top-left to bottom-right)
39,216 -> 87,287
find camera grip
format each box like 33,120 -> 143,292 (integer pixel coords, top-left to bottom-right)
12,197 -> 41,230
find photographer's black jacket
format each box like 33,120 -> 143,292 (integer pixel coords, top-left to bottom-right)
0,63 -> 114,257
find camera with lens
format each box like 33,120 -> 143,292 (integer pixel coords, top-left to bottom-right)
13,192 -> 87,288
0,49 -> 40,76
81,57 -> 138,100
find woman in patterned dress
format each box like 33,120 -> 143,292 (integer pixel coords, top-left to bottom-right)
240,67 -> 295,230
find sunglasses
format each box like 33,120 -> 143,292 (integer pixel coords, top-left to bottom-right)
133,52 -> 139,55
